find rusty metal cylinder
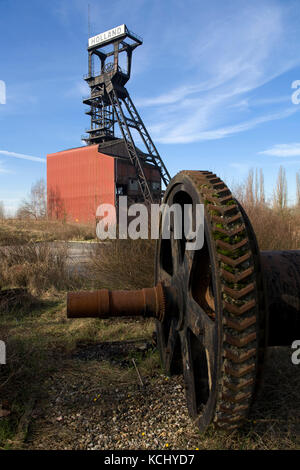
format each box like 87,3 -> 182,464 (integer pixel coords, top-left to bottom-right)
67,251 -> 300,347
67,283 -> 165,321
261,251 -> 300,346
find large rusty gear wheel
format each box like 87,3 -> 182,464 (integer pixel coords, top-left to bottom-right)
155,170 -> 267,431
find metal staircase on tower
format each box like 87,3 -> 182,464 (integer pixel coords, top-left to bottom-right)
82,24 -> 170,203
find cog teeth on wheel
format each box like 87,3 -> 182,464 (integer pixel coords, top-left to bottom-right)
224,378 -> 255,391
225,364 -> 256,378
212,213 -> 242,225
222,392 -> 252,403
225,332 -> 257,347
225,316 -> 256,331
221,267 -> 253,283
206,194 -> 233,205
213,224 -> 246,237
224,348 -> 257,363
216,238 -> 248,251
223,283 -> 255,300
216,423 -> 241,431
223,299 -> 256,315
216,195 -> 234,204
158,283 -> 166,322
206,187 -> 231,197
218,252 -> 250,268
208,204 -> 238,215
210,180 -> 225,186
157,170 -> 266,433
216,414 -> 245,424
219,403 -> 249,413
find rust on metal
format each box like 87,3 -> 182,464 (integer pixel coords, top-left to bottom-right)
67,282 -> 165,321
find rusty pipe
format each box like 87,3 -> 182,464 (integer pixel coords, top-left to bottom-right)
67,251 -> 300,347
67,282 -> 165,321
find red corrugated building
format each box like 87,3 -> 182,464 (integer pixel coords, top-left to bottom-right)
47,139 -> 161,223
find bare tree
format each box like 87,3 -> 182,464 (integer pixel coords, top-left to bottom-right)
0,201 -> 5,220
233,168 -> 265,209
17,179 -> 47,220
296,171 -> 300,208
273,166 -> 288,210
254,168 -> 259,205
245,169 -> 254,207
259,168 -> 265,205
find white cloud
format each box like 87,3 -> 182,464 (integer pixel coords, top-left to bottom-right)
0,198 -> 22,216
65,81 -> 89,98
0,80 -> 6,105
0,150 -> 45,163
259,143 -> 300,157
229,162 -> 251,174
135,1 -> 300,144
51,0 -> 300,146
135,81 -> 223,107
251,96 -> 291,107
153,107 -> 298,144
0,161 -> 11,174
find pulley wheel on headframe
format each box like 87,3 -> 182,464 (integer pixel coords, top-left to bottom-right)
155,170 -> 267,431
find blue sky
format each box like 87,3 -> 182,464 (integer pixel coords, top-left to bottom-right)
1,0 -> 300,214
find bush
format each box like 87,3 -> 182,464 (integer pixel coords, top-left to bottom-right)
0,242 -> 78,295
232,168 -> 300,250
88,239 -> 156,290
239,203 -> 300,251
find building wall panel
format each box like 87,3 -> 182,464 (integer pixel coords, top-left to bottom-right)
47,145 -> 115,223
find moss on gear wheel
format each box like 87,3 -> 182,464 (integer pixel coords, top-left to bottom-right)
155,170 -> 267,432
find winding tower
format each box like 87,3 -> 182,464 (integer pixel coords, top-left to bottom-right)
82,24 -> 170,203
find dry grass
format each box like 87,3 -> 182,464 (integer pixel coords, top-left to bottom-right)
232,168 -> 300,250
0,298 -> 157,448
0,219 -> 96,246
88,238 -> 156,290
0,236 -> 157,448
0,243 -> 80,297
239,203 -> 300,250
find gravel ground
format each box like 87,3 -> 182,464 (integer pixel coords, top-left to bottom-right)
23,344 -> 300,450
27,369 -> 199,450
26,342 -> 201,450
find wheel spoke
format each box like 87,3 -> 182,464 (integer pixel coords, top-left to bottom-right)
184,248 -> 196,273
164,317 -> 179,374
158,266 -> 172,284
179,330 -> 198,418
170,233 -> 181,273
186,297 -> 216,390
187,296 -> 215,337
